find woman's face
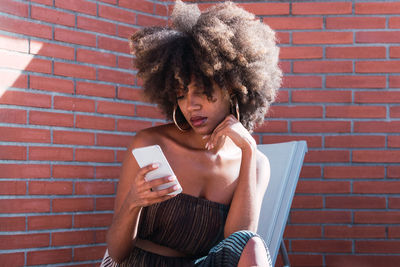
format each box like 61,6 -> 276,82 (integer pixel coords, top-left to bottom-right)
177,79 -> 231,135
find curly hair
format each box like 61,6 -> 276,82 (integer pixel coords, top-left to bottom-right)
130,0 -> 282,132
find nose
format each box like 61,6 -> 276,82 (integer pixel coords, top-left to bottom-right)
186,93 -> 201,111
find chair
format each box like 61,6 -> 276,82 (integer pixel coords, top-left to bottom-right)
257,141 -> 308,267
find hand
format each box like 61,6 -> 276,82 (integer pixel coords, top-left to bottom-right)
126,163 -> 180,208
203,115 -> 256,152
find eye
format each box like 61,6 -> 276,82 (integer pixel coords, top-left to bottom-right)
176,95 -> 185,100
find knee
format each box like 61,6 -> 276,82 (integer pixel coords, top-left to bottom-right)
239,237 -> 270,267
244,237 -> 266,254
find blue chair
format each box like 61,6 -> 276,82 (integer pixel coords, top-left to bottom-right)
257,141 -> 308,267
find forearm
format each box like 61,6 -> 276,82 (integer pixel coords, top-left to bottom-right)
106,200 -> 142,263
224,144 -> 261,237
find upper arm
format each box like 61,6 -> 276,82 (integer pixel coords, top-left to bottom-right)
256,150 -> 271,202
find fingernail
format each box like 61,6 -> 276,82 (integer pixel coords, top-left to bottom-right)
168,176 -> 174,181
173,185 -> 180,190
152,163 -> 159,168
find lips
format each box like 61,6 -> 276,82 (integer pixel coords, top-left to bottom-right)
190,116 -> 207,127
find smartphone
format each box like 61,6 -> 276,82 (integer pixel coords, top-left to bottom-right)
131,145 -> 182,195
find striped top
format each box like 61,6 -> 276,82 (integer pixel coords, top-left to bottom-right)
137,193 -> 230,258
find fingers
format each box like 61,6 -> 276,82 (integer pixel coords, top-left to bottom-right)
205,115 -> 236,150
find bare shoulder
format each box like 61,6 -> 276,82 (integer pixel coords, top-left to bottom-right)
255,149 -> 271,190
128,124 -> 174,150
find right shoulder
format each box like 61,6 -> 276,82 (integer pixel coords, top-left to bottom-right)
128,123 -> 177,150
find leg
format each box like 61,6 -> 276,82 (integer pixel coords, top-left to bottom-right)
238,237 -> 271,267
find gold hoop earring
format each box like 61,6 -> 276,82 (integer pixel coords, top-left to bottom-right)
173,105 -> 189,132
231,97 -> 240,121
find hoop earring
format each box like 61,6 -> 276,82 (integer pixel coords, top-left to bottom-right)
173,105 -> 189,132
231,97 -> 240,121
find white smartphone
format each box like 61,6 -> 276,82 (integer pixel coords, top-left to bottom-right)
131,145 -> 182,195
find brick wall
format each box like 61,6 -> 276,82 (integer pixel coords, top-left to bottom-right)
0,0 -> 399,266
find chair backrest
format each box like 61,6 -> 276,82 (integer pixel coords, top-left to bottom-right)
257,141 -> 308,265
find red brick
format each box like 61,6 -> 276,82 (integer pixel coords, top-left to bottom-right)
116,150 -> 125,163
55,0 -> 97,15
30,75 -> 74,94
279,47 -> 322,60
0,90 -> 51,108
0,233 -> 49,249
0,127 -> 50,143
97,101 -> 135,116
291,211 -> 351,223
267,106 -> 322,118
0,50 -> 51,74
75,181 -> 115,195
325,135 -> 385,148
117,87 -> 143,101
52,198 -> 94,212
356,241 -> 400,254
28,215 -> 72,230
293,32 -> 353,44
355,91 -> 400,103
299,166 -> 322,178
77,16 -> 116,35
53,131 -> 95,146
99,4 -> 136,24
264,17 -> 322,30
325,225 -> 386,239
117,24 -> 139,39
388,166 -> 400,178
284,225 -> 321,238
0,198 -> 49,213
0,145 -> 26,160
262,135 -> 322,148
135,105 -> 165,119
286,255 -> 323,267
353,150 -> 400,163
95,229 -> 107,243
357,31 -> 400,44
253,121 -> 288,133
53,165 -> 94,179
305,150 -> 350,163
292,121 -> 350,133
281,76 -> 322,88
355,121 -> 400,132
29,146 -> 73,161
118,55 -> 133,69
54,96 -> 95,112
391,106 -> 400,118
292,240 -> 352,253
389,136 -> 400,148
0,216 -> 25,231
75,148 -> 115,163
29,181 -> 73,195
326,75 -> 386,88
0,0 -> 28,16
390,17 -> 400,29
29,111 -> 74,127
326,196 -> 386,209
97,133 -> 132,147
54,61 -> 96,79
326,255 -> 400,267
155,3 -> 167,16
0,15 -> 52,39
0,34 -> 28,53
296,181 -> 350,194
0,69 -> 27,89
291,195 -> 323,209
275,90 -> 289,103
31,5 -> 75,27
77,48 -> 116,67
95,166 -> 121,179
389,197 -> 400,209
96,197 -> 115,211
77,81 -> 116,98
27,248 -> 72,266
31,0 -> 52,5
0,164 -> 50,178
355,211 -> 400,224
326,106 -> 386,118
354,181 -> 400,194
294,61 -> 353,73
74,213 -> 113,228
0,179 -> 25,195
55,27 -> 96,47
356,2 -> 400,14
98,68 -> 134,85
52,230 -> 96,246
119,0 -> 154,13
326,46 -> 386,59
292,2 -> 352,15
390,46 -> 400,58
293,90 -> 351,103
74,245 -> 106,261
98,36 -> 130,54
357,61 -> 400,73
327,17 -> 385,29
276,32 -> 290,45
116,119 -> 153,132
137,14 -> 166,27
76,115 -> 115,131
30,40 -> 75,60
389,226 -> 400,238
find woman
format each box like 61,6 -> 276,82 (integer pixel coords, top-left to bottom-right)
102,1 -> 281,266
